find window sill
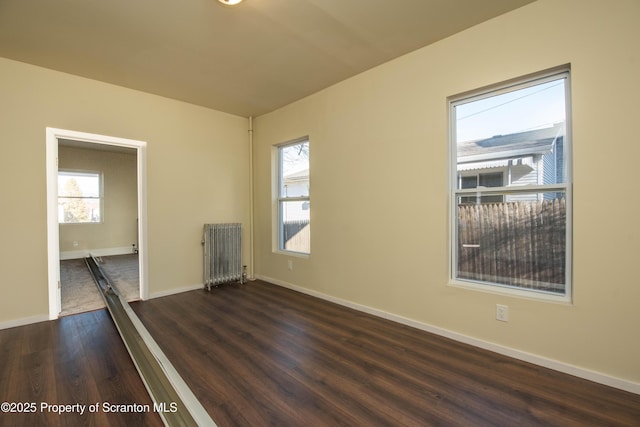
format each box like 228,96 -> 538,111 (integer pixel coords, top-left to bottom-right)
448,279 -> 572,305
274,249 -> 310,259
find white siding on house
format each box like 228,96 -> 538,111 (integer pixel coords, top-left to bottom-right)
282,169 -> 310,222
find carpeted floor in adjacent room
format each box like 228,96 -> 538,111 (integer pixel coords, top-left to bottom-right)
60,254 -> 139,316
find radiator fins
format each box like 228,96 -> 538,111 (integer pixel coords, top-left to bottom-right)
203,223 -> 243,290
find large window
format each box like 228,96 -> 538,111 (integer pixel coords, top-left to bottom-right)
58,170 -> 102,223
449,67 -> 571,299
277,138 -> 310,254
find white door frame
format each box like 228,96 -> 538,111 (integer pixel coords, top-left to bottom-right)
46,128 -> 148,319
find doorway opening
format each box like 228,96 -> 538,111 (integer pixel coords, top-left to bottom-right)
46,128 -> 148,319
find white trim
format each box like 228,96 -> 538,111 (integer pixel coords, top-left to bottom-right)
256,274 -> 640,395
275,137 -> 310,255
448,67 -> 572,303
455,183 -> 567,195
0,314 -> 50,331
275,250 -> 310,260
46,130 -> 61,318
149,283 -> 204,299
448,279 -> 570,304
60,246 -> 136,260
46,127 -> 149,319
449,66 -> 571,108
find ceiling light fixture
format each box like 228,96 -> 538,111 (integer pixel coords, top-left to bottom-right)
218,0 -> 243,5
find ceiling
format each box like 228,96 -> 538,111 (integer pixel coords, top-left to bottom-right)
0,0 -> 536,118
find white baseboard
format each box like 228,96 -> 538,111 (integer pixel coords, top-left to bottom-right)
0,314 -> 50,331
60,246 -> 136,260
256,274 -> 640,395
0,283 -> 202,330
149,283 -> 204,300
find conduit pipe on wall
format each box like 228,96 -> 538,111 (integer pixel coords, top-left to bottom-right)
248,116 -> 255,280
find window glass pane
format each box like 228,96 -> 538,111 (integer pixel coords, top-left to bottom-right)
280,141 -> 309,197
459,194 -> 504,205
58,171 -> 101,223
479,172 -> 503,187
280,200 -> 310,254
456,192 -> 566,294
58,197 -> 101,223
460,176 -> 477,189
456,78 -> 566,142
58,172 -> 100,197
456,77 -> 567,186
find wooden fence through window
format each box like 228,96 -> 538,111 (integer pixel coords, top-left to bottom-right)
457,198 -> 566,293
284,220 -> 310,253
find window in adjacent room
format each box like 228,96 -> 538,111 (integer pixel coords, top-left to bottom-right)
277,138 -> 310,254
449,66 -> 571,300
58,170 -> 102,223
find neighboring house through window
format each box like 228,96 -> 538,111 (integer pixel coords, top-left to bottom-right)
457,123 -> 566,204
277,138 -> 310,254
58,170 -> 102,223
449,67 -> 572,300
459,172 -> 504,204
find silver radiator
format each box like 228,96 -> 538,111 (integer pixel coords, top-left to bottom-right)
202,223 -> 244,290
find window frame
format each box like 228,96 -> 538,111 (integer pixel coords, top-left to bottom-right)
58,169 -> 103,224
275,137 -> 310,256
448,67 -> 572,302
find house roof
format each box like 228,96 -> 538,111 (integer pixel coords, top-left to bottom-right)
284,168 -> 309,183
458,156 -> 535,172
458,123 -> 564,164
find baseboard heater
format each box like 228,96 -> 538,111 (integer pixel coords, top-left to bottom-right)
84,255 -> 215,427
202,223 -> 245,291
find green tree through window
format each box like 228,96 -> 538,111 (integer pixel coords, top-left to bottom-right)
58,171 -> 102,223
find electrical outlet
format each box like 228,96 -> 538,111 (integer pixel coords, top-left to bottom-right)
496,304 -> 509,322
287,260 -> 293,271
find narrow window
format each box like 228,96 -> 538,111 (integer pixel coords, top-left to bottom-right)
277,138 -> 310,254
58,171 -> 102,223
450,67 -> 571,299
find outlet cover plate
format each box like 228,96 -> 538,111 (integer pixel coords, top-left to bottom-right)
496,304 -> 509,322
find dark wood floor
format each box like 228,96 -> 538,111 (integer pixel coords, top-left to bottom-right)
3,281 -> 639,426
130,280 -> 640,427
0,309 -> 162,427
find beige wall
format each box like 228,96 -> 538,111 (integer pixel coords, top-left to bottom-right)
58,145 -> 138,256
0,58 -> 249,324
253,0 -> 640,384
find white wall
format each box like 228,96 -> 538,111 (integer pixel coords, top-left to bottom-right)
252,0 -> 640,387
0,57 -> 250,325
